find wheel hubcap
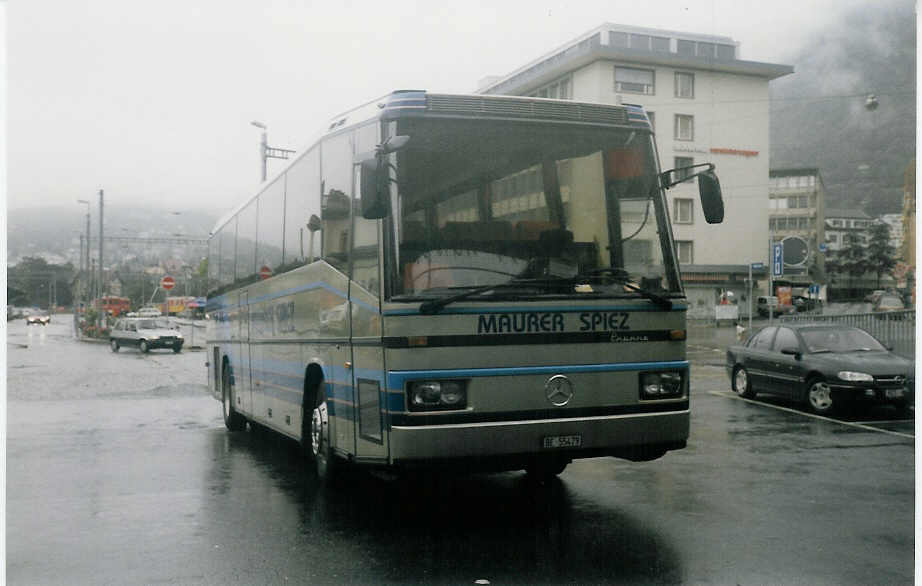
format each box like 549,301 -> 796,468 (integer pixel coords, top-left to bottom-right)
311,405 -> 325,457
735,370 -> 747,394
810,383 -> 832,410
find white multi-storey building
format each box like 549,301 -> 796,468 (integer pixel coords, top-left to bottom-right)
478,23 -> 792,316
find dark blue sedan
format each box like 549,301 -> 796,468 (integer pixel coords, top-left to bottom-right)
726,323 -> 914,415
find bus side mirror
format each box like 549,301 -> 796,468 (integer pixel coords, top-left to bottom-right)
360,158 -> 388,219
699,171 -> 724,224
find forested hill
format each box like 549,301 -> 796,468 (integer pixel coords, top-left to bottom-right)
769,0 -> 915,216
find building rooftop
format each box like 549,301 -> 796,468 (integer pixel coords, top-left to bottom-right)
478,22 -> 793,96
825,208 -> 871,220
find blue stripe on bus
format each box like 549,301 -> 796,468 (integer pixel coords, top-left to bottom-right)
387,360 -> 688,389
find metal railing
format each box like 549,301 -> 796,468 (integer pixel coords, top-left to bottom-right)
780,310 -> 915,358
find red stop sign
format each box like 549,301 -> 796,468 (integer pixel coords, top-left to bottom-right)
259,266 -> 272,280
160,276 -> 175,290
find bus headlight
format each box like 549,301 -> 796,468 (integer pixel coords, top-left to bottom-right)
639,371 -> 684,399
408,380 -> 467,411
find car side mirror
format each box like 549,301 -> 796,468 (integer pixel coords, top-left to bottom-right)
699,171 -> 724,224
780,347 -> 802,360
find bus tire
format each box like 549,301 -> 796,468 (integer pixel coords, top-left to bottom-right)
311,395 -> 336,480
222,363 -> 247,431
526,457 -> 569,482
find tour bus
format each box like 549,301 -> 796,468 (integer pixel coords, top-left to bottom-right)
205,90 -> 723,480
97,295 -> 131,317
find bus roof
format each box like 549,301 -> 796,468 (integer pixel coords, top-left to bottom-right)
211,91 -> 652,237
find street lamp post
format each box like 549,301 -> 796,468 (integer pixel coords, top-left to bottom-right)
98,189 -> 105,327
77,199 -> 91,314
251,120 -> 296,183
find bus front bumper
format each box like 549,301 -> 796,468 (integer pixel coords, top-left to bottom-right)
388,409 -> 689,469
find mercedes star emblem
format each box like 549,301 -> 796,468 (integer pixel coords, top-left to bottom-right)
545,374 -> 574,407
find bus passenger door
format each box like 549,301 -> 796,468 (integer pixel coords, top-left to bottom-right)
237,290 -> 253,417
349,160 -> 388,464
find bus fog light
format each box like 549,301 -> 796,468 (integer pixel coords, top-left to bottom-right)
408,380 -> 467,411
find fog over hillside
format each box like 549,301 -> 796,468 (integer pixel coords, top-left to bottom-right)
769,0 -> 915,216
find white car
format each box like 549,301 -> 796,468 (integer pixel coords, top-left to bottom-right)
137,306 -> 162,317
109,317 -> 184,353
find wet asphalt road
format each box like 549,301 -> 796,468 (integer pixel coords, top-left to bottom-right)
6,316 -> 915,585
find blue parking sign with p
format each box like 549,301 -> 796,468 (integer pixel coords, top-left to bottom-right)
772,243 -> 784,276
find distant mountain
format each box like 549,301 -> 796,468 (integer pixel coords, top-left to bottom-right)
770,0 -> 915,217
7,205 -> 219,268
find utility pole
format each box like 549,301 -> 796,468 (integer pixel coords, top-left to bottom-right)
98,189 -> 104,327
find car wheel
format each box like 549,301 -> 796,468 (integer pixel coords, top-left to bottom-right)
732,366 -> 756,398
110,339 -> 119,352
172,344 -> 182,353
139,340 -> 149,353
806,377 -> 835,415
221,365 -> 247,431
311,394 -> 337,481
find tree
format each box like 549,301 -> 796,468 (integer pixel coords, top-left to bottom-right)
867,221 -> 898,288
7,256 -> 75,309
828,231 -> 872,295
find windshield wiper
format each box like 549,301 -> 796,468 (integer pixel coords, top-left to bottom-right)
418,278 -> 564,314
574,268 -> 673,310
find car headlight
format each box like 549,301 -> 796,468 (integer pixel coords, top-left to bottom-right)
408,380 -> 467,411
838,371 -> 874,382
640,371 -> 684,399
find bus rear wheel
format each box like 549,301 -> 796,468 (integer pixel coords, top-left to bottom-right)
222,365 -> 247,431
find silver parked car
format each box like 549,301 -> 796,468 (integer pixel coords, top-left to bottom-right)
109,317 -> 184,353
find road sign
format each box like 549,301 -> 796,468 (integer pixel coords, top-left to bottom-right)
818,243 -> 828,253
160,275 -> 175,290
772,243 -> 784,277
751,262 -> 764,270
808,284 -> 820,295
259,265 -> 272,280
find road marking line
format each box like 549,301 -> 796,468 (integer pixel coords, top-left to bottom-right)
706,390 -> 915,440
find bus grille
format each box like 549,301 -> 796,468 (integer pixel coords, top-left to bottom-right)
426,94 -> 629,125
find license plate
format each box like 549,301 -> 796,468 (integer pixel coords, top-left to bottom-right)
543,434 -> 582,449
885,389 -> 905,399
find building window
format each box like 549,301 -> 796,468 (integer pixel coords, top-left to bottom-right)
674,114 -> 694,141
610,31 -> 629,47
674,198 -> 694,223
675,72 -> 694,98
651,36 -> 670,52
716,44 -> 736,60
769,218 -> 776,230
696,42 -> 715,57
615,66 -> 655,95
674,156 -> 694,181
630,34 -> 651,49
677,39 -> 695,57
676,240 -> 694,264
828,233 -> 839,244
531,75 -> 571,100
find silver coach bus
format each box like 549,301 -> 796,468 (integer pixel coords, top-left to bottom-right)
205,90 -> 724,480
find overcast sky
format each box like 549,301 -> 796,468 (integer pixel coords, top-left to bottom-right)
4,0 -> 887,215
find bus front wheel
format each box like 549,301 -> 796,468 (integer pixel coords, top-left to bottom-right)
222,365 -> 247,431
311,397 -> 336,480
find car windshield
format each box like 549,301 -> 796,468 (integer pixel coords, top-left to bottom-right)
800,327 -> 887,353
387,118 -> 679,300
137,319 -> 171,329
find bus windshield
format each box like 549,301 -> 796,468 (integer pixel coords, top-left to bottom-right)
388,118 -> 680,300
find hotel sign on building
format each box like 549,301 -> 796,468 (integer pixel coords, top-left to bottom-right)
478,23 -> 792,317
